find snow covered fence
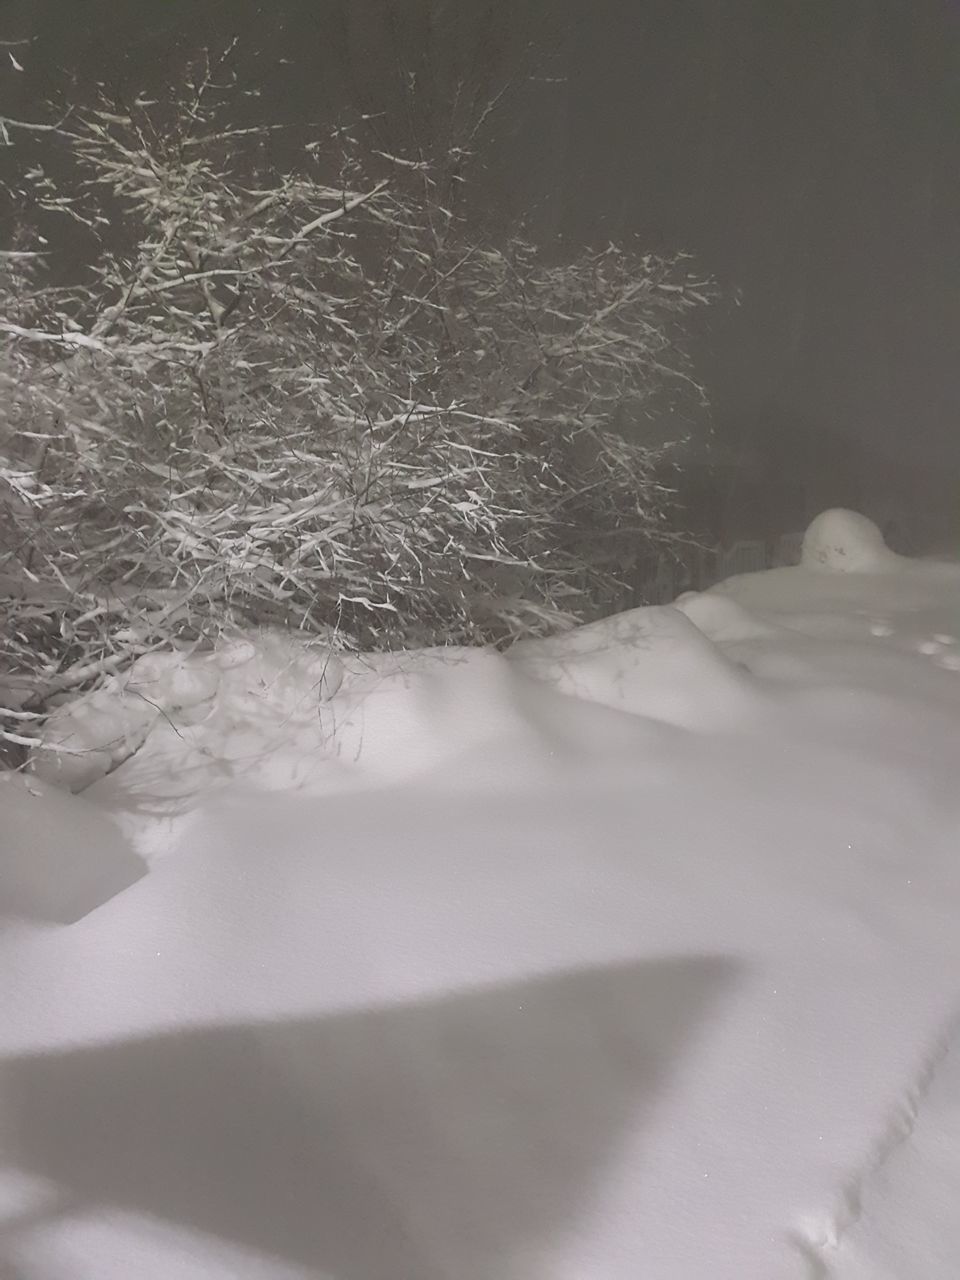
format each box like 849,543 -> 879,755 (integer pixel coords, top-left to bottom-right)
622,531 -> 804,607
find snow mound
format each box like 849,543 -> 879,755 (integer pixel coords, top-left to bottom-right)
32,691 -> 159,793
314,647 -> 547,784
802,509 -> 898,573
675,591 -> 776,643
0,773 -> 145,923
33,609 -> 758,801
507,604 -> 757,730
32,631 -> 343,795
38,639 -> 555,800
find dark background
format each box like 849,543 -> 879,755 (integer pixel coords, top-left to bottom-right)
3,0 -> 958,544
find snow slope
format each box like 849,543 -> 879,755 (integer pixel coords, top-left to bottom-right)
2,510 -> 960,1279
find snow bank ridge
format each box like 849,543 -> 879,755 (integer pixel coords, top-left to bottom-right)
507,604 -> 757,730
29,604 -> 758,797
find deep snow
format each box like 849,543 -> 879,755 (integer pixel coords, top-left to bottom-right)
2,509 -> 960,1279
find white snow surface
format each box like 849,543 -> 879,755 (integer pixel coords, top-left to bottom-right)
3,516 -> 960,1279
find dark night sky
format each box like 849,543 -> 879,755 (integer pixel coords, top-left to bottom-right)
3,0 -> 959,524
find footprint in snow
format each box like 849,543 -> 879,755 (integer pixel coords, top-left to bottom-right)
908,632 -> 960,671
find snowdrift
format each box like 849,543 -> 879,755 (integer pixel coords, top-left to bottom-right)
31,603 -> 758,804
3,510 -> 960,1280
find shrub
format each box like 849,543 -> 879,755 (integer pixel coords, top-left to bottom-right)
0,52 -> 714,740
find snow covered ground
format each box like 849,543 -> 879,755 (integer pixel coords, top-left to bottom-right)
2,509 -> 960,1279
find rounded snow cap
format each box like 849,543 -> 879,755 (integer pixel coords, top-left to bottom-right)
801,508 -> 895,573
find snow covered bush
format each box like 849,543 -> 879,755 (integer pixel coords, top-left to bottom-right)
0,50 -> 714,739
801,509 -> 896,573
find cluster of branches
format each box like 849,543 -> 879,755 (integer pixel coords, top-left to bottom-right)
0,52 -> 714,744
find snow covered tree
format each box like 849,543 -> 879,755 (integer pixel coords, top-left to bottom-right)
0,49 -> 714,728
